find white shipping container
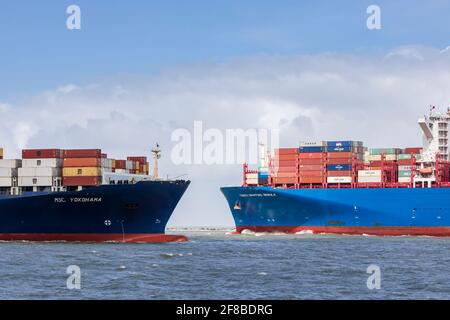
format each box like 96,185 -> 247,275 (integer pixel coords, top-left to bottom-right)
0,159 -> 22,168
368,155 -> 381,161
358,176 -> 382,183
101,158 -> 113,168
245,173 -> 258,179
299,141 -> 326,147
327,176 -> 352,183
0,168 -> 17,177
385,154 -> 397,161
245,178 -> 258,185
398,177 -> 412,183
125,160 -> 133,170
0,177 -> 13,187
18,167 -> 61,177
358,170 -> 382,177
22,158 -> 62,168
18,176 -> 54,187
398,165 -> 413,171
114,169 -> 129,174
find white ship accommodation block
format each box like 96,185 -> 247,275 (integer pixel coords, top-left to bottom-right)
418,107 -> 450,161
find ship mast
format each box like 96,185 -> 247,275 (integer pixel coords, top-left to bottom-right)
151,143 -> 161,179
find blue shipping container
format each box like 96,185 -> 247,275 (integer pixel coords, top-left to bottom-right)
327,141 -> 353,147
326,146 -> 354,153
326,164 -> 352,171
298,146 -> 323,153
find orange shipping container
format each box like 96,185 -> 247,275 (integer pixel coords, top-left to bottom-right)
275,148 -> 299,155
299,164 -> 323,171
272,160 -> 297,167
299,170 -> 323,177
299,176 -> 323,183
298,158 -> 324,165
298,153 -> 324,159
327,171 -> 352,177
274,154 -> 298,161
327,157 -> 352,164
326,152 -> 354,159
272,166 -> 298,173
272,177 -> 298,184
272,172 -> 298,178
63,158 -> 101,167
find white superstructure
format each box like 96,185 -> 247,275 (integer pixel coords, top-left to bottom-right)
418,106 -> 450,161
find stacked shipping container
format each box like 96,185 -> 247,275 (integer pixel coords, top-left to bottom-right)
63,149 -> 106,186
0,152 -> 20,187
19,149 -> 62,189
298,143 -> 325,184
326,141 -> 363,184
272,148 -> 299,184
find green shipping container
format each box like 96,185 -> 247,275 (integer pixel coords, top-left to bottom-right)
398,170 -> 412,177
369,148 -> 401,155
397,154 -> 412,160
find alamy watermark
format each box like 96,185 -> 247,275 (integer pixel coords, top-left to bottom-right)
66,265 -> 81,290
171,121 -> 279,165
366,5 -> 381,30
366,264 -> 381,290
66,5 -> 81,30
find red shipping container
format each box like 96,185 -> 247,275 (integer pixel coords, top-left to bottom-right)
370,160 -> 396,167
299,164 -> 323,171
63,149 -> 102,158
127,156 -> 147,164
62,176 -> 101,186
272,166 -> 298,173
299,170 -> 323,177
272,160 -> 297,167
275,148 -> 299,155
398,159 -> 413,165
326,152 -> 354,159
404,147 -> 422,154
115,160 -> 126,169
298,153 -> 324,159
274,154 -> 298,161
272,177 -> 298,184
272,172 -> 298,178
327,170 -> 352,177
22,149 -> 62,159
327,157 -> 352,164
298,158 -> 324,165
101,153 -> 107,158
299,176 -> 323,183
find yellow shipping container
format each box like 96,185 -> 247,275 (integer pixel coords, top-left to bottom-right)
112,159 -> 116,168
63,167 -> 102,177
0,148 -> 3,157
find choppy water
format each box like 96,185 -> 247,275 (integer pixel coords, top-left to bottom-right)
0,230 -> 450,299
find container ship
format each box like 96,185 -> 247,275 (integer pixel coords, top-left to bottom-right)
221,107 -> 450,236
0,144 -> 190,242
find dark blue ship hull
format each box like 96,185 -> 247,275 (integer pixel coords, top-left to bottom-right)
221,186 -> 450,236
0,180 -> 190,242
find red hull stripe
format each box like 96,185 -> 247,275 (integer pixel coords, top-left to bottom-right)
236,226 -> 450,237
0,233 -> 188,243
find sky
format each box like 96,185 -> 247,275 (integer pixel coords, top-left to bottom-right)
1,1 -> 450,226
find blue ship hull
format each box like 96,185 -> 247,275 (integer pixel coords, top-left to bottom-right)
221,186 -> 450,236
0,180 -> 190,242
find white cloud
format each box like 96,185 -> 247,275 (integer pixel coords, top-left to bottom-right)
1,46 -> 450,226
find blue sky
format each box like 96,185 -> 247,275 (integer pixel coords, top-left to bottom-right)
1,0 -> 450,100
